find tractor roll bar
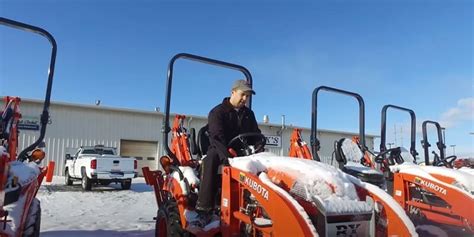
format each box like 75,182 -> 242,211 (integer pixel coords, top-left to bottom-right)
380,105 -> 418,161
422,120 -> 445,165
0,17 -> 57,161
163,53 -> 253,163
311,86 -> 366,161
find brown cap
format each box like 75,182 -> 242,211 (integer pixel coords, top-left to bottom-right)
232,79 -> 255,95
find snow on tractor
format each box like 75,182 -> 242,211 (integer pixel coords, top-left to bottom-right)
143,53 -> 417,236
311,86 -> 386,189
376,105 -> 473,234
0,17 -> 56,237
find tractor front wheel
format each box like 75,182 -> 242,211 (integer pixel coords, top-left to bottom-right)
155,198 -> 188,237
23,198 -> 41,237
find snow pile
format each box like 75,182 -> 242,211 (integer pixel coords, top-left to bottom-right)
1,161 -> 41,235
229,152 -> 372,215
259,172 -> 318,236
340,139 -> 382,174
171,166 -> 200,195
8,161 -> 40,186
458,167 -> 474,175
340,139 -> 363,162
0,146 -> 7,157
345,162 -> 382,174
390,163 -> 474,195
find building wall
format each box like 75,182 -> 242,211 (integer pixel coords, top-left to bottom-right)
2,98 -> 376,175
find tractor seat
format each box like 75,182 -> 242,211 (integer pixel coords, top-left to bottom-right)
197,124 -> 210,158
335,138 -> 385,188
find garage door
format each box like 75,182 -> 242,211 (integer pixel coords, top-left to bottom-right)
120,140 -> 158,176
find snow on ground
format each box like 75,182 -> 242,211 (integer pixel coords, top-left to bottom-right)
37,176 -> 156,237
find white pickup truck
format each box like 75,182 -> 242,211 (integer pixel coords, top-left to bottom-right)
64,145 -> 137,191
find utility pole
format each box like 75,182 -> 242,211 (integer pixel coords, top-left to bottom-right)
388,142 -> 394,149
450,145 -> 456,156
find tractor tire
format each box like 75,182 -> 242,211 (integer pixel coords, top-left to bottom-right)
81,173 -> 92,191
121,179 -> 132,190
155,198 -> 189,237
65,169 -> 73,186
23,198 -> 41,237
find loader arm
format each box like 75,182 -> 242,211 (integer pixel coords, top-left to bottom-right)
288,128 -> 312,159
170,115 -> 195,166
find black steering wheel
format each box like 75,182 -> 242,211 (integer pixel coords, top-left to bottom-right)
375,147 -> 404,168
432,151 -> 457,168
228,133 -> 266,157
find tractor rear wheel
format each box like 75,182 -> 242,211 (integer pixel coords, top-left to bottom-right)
155,198 -> 189,237
23,198 -> 41,237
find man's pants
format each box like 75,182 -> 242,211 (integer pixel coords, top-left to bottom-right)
196,148 -> 222,212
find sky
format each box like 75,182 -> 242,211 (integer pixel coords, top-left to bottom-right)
1,0 -> 473,158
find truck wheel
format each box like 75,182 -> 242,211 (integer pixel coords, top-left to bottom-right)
23,198 -> 41,237
82,173 -> 92,191
156,198 -> 188,237
65,169 -> 73,186
121,179 -> 132,190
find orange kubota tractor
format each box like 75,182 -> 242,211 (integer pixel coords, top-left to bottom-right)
375,106 -> 474,234
289,88 -> 473,235
310,86 -> 385,189
0,17 -> 56,237
143,54 -> 418,237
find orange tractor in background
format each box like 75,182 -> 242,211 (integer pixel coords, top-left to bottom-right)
376,106 -> 473,234
0,17 -> 56,237
143,54 -> 418,237
287,86 -> 473,235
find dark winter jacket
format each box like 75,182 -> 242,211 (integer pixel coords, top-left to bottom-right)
208,97 -> 261,157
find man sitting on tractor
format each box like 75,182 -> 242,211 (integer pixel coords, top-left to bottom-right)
193,79 -> 261,226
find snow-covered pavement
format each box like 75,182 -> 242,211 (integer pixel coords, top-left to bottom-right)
37,176 -> 156,237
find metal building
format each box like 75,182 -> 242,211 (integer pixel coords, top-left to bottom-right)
2,98 -> 377,176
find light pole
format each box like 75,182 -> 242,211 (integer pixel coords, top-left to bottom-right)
450,145 -> 456,156
387,142 -> 394,149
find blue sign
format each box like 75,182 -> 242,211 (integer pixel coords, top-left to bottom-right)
18,116 -> 40,131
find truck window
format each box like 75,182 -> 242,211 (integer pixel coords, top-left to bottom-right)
82,149 -> 96,154
102,150 -> 115,155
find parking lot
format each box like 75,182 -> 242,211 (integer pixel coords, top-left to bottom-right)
37,177 -> 156,237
